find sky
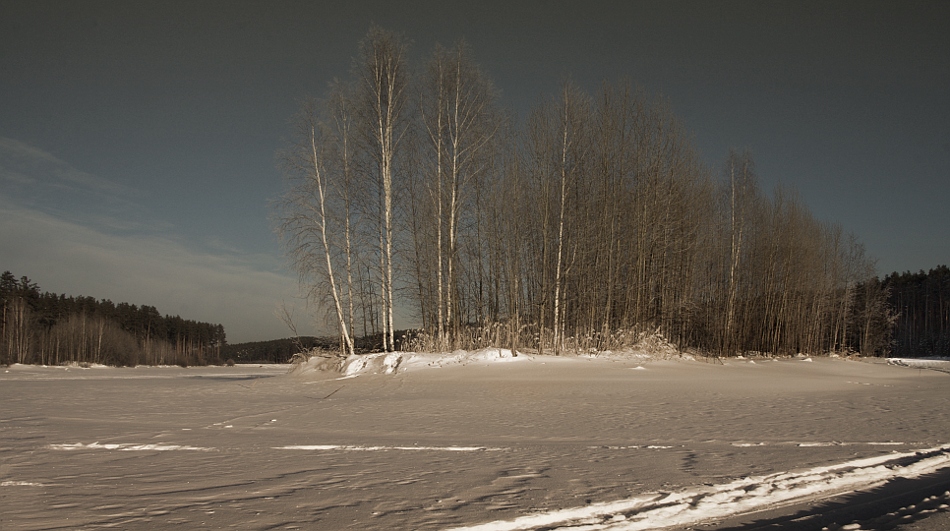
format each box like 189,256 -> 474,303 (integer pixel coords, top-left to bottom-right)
1,1 -> 948,343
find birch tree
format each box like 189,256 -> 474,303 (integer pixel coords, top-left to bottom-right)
276,102 -> 354,356
354,26 -> 409,352
273,27 -> 895,359
325,81 -> 360,349
721,150 -> 758,355
419,41 -> 500,348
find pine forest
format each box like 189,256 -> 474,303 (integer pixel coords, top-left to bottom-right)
0,271 -> 226,367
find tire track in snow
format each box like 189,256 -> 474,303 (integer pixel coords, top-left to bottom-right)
447,445 -> 950,531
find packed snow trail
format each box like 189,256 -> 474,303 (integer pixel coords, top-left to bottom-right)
449,445 -> 950,531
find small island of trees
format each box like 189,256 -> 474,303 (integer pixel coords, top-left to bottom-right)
276,26 -> 915,359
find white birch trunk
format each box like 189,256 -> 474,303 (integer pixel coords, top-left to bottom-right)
552,93 -> 570,356
310,127 -> 354,355
725,163 -> 743,355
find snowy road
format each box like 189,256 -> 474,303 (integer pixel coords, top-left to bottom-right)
2,356 -> 950,530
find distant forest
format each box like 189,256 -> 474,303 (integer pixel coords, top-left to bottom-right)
886,266 -> 950,357
275,26 -> 905,358
221,337 -> 335,364
1,271 -> 226,366
221,332 -> 417,364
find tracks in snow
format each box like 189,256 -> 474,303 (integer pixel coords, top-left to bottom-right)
448,445 -> 950,531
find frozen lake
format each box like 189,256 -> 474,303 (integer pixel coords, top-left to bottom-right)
3,355 -> 950,530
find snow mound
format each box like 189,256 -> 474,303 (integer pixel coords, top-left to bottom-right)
342,352 -> 405,376
59,361 -> 110,369
888,357 -> 950,370
288,354 -> 346,376
340,347 -> 527,377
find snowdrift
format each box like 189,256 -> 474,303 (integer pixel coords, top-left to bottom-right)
340,347 -> 527,376
291,346 -> 710,379
290,347 -> 555,377
888,357 -> 950,370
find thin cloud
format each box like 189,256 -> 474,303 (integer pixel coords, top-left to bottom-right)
0,137 -> 140,198
0,137 -> 160,238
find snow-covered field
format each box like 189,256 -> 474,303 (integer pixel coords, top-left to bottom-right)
3,352 -> 950,530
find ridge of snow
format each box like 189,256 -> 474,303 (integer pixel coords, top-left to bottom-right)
275,445 -> 503,452
48,442 -> 215,452
339,347 -> 528,376
888,357 -> 950,369
1,481 -> 46,487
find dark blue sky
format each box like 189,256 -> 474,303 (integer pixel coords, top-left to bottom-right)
2,1 -> 948,342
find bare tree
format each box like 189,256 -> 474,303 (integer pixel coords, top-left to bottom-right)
354,26 -> 410,352
273,28 -> 892,360
326,82 -> 360,346
418,41 -> 501,348
276,101 -> 354,356
722,150 -> 758,355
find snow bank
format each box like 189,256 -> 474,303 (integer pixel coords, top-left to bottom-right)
293,346 -> 898,379
888,357 -> 950,370
61,361 -> 111,369
339,347 -> 527,377
288,354 -> 345,376
337,351 -> 406,376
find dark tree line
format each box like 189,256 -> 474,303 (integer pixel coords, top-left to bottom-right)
884,266 -> 950,357
277,26 -> 895,358
223,330 -> 421,364
221,336 -> 335,364
0,271 -> 226,366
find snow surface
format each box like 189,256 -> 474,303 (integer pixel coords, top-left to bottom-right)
3,355 -> 950,530
447,446 -> 950,530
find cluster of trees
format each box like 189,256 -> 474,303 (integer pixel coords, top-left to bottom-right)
0,271 -> 226,366
885,266 -> 950,357
277,26 -> 893,358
